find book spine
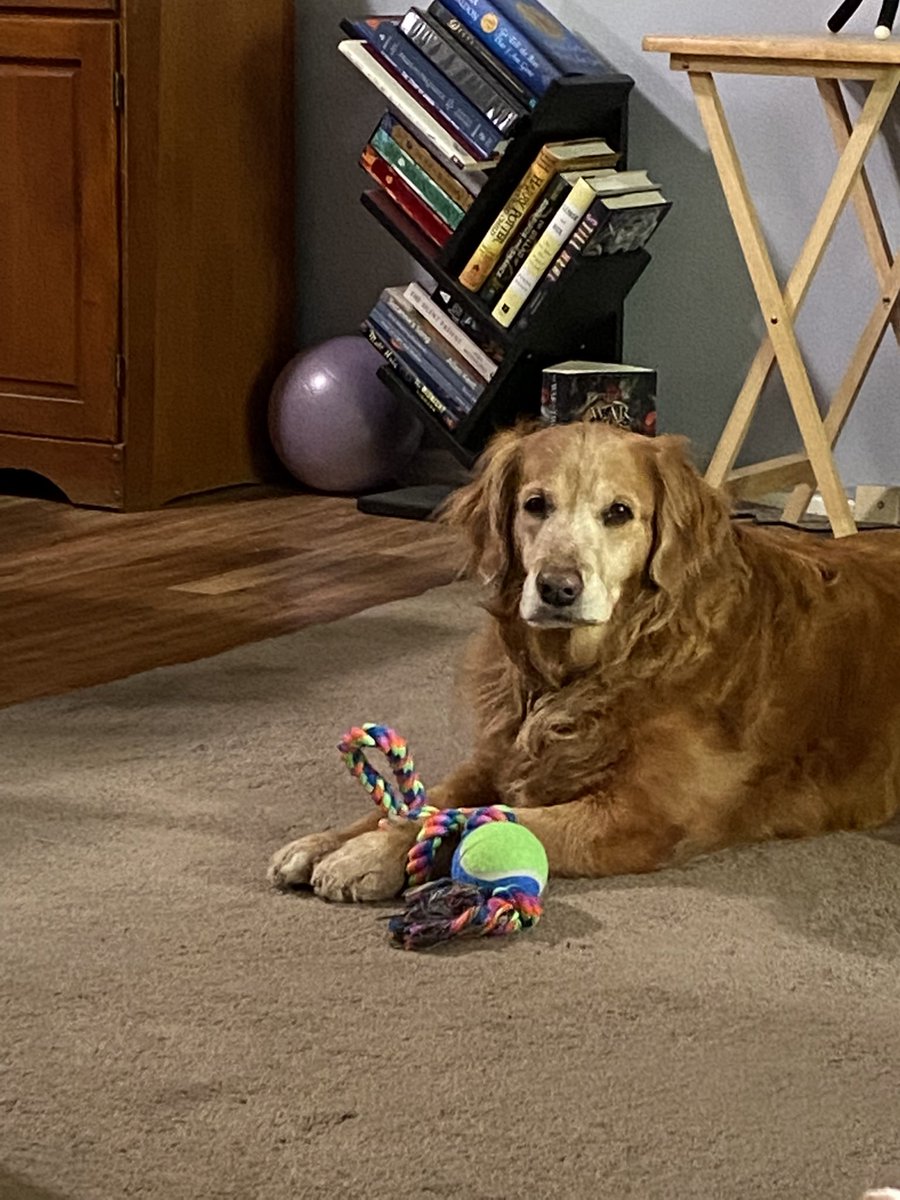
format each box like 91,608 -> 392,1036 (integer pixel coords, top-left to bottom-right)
489,0 -> 609,76
429,0 -> 560,95
458,143 -> 560,291
428,1 -> 537,109
403,281 -> 498,382
373,301 -> 476,415
360,144 -> 454,247
492,175 -> 598,327
432,289 -> 508,361
400,10 -> 525,134
480,172 -> 570,305
539,373 -> 555,425
338,40 -> 479,172
357,19 -> 506,158
363,321 -> 459,429
371,305 -> 471,420
523,207 -> 606,321
380,292 -> 485,404
371,124 -> 465,229
385,115 -> 476,212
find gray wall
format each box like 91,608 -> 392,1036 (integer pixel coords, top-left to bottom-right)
296,0 -> 899,483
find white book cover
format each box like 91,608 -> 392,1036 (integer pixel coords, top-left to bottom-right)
403,282 -> 498,382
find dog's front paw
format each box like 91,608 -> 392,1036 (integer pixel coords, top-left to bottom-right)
268,831 -> 343,891
310,829 -> 411,903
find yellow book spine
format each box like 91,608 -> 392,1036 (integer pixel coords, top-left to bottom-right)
457,145 -> 559,292
492,176 -> 597,329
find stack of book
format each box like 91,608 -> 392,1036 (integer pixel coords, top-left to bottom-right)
462,145 -> 671,329
340,0 -> 669,437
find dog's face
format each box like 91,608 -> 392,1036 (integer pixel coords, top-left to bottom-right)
444,422 -> 729,629
513,424 -> 657,626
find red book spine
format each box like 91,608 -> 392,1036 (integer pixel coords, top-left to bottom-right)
360,145 -> 453,248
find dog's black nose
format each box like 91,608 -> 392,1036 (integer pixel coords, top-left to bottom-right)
537,569 -> 583,608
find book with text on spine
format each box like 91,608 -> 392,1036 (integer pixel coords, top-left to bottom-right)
495,184 -> 672,326
380,287 -> 487,405
540,361 -> 657,435
369,300 -> 476,419
370,120 -> 466,230
458,138 -> 619,291
360,143 -> 454,248
347,16 -> 508,160
403,281 -> 498,382
400,9 -> 526,135
338,39 -> 494,173
363,320 -> 460,430
430,0 -> 561,95
383,114 -> 478,211
428,0 -> 537,109
487,0 -> 609,76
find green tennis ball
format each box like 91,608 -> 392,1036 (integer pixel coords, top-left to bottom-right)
451,821 -> 549,898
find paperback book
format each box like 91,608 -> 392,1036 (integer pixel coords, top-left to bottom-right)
363,320 -> 461,429
458,138 -> 619,291
380,287 -> 486,404
540,361 -> 657,435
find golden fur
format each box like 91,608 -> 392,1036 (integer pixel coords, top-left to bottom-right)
270,422 -> 900,900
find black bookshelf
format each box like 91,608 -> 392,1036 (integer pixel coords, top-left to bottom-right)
349,61 -> 651,516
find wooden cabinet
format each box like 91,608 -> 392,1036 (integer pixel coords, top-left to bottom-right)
0,1 -> 294,507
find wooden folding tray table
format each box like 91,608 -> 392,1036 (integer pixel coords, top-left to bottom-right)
643,34 -> 900,536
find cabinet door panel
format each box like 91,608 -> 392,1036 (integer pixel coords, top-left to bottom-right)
0,19 -> 119,441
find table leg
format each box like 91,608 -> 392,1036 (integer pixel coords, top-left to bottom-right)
690,70 -> 858,536
703,71 -> 898,494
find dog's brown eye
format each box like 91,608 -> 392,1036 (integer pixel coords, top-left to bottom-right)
603,502 -> 633,527
523,494 -> 549,518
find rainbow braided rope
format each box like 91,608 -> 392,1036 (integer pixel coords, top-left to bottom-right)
338,723 -> 544,949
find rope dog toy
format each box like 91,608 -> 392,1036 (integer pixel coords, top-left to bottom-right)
338,723 -> 548,950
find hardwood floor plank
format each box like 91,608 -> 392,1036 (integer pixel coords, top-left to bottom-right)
0,489 -> 464,707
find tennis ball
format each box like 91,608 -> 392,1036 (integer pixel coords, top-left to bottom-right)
451,820 -> 549,898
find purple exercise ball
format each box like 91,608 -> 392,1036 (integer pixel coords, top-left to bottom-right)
268,335 -> 424,494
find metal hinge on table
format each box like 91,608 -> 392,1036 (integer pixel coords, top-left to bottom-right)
114,72 -> 125,111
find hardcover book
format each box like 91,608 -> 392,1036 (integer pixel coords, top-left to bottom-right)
371,120 -> 466,229
371,296 -> 481,411
491,173 -> 667,325
347,17 -> 508,159
540,361 -> 657,435
360,143 -> 455,247
487,0 -> 609,76
384,114 -> 482,205
400,9 -> 526,134
338,39 -> 493,172
458,138 -> 619,291
367,305 -> 471,423
428,0 -> 537,109
429,0 -> 563,95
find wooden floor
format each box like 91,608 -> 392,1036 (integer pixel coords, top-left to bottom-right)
0,487 -> 463,708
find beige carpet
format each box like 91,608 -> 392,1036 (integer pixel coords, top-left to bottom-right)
2,582 -> 900,1200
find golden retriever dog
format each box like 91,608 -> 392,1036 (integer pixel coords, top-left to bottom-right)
269,421 -> 900,901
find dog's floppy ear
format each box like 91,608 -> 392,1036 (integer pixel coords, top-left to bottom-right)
439,425 -> 526,587
647,435 -> 733,593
